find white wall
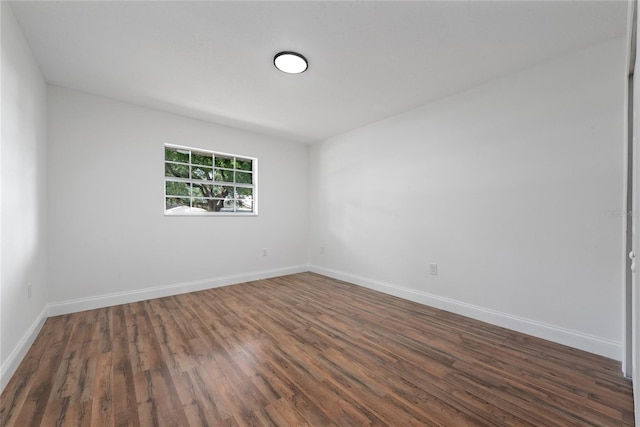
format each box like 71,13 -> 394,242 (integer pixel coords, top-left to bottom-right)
47,87 -> 309,313
309,38 -> 626,360
1,2 -> 49,388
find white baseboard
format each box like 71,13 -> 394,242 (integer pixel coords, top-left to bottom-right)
309,265 -> 621,361
47,265 -> 308,316
1,305 -> 48,393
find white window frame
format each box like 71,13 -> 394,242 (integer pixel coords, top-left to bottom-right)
164,143 -> 258,216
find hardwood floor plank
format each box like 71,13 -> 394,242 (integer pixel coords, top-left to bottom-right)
146,298 -> 198,374
48,313 -> 98,405
39,395 -> 69,427
7,315 -> 74,427
264,397 -> 311,427
111,306 -> 141,427
132,367 -> 189,427
63,400 -> 93,427
1,272 -> 634,426
0,315 -> 68,426
90,353 -> 114,426
173,368 -> 228,427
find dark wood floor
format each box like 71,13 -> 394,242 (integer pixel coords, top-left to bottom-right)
0,272 -> 634,426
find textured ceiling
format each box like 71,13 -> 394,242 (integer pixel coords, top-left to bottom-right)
9,1 -> 628,143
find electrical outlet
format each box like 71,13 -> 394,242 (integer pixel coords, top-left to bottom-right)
320,246 -> 325,255
262,248 -> 268,257
27,282 -> 32,299
429,263 -> 438,275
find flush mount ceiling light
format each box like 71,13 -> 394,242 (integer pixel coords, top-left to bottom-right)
274,51 -> 308,74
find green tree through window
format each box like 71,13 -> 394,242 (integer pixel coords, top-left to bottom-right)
164,144 -> 257,215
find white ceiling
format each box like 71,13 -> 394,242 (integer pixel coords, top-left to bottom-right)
9,1 -> 628,144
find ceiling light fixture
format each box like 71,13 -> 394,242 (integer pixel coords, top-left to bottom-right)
274,51 -> 308,74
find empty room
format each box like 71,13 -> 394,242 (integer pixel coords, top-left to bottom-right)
1,0 -> 639,425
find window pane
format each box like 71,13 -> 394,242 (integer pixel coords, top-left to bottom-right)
165,163 -> 189,178
237,201 -> 253,212
192,151 -> 213,167
236,158 -> 252,171
211,199 -> 226,212
236,186 -> 252,197
192,198 -> 217,212
166,197 -> 190,210
214,156 -> 234,169
166,181 -> 190,197
236,187 -> 253,211
236,171 -> 252,184
214,169 -> 234,183
221,199 -> 235,212
218,185 -> 234,199
192,183 -> 216,198
202,186 -> 233,198
237,199 -> 253,212
191,166 -> 213,181
210,185 -> 224,197
165,147 -> 190,163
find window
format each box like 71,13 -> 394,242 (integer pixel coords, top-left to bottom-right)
164,144 -> 257,215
